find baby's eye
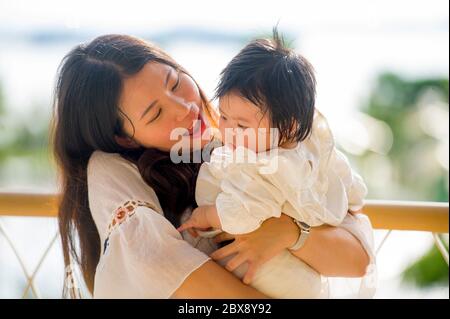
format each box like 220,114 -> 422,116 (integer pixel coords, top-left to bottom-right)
220,115 -> 228,121
237,124 -> 248,129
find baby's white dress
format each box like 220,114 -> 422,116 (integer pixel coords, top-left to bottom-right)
195,112 -> 370,298
87,147 -> 376,299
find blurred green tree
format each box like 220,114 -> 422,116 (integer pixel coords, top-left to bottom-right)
361,72 -> 449,287
402,237 -> 448,287
0,82 -> 52,187
362,73 -> 448,202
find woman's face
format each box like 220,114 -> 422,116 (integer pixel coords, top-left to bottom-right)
119,62 -> 210,152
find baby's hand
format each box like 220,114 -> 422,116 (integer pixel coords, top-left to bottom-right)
177,205 -> 220,237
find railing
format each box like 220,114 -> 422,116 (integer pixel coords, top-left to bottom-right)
1,193 -> 448,231
0,192 -> 449,298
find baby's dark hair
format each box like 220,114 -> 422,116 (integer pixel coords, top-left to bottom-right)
215,28 -> 316,145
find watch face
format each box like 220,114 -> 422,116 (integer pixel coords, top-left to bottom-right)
299,221 -> 311,231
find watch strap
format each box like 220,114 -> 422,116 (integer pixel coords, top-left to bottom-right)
289,219 -> 311,251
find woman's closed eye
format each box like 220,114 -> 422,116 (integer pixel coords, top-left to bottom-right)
171,70 -> 181,91
146,108 -> 162,124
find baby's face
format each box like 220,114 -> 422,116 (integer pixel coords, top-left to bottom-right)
218,92 -> 275,152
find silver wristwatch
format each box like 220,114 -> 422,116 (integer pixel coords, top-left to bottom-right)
288,219 -> 311,251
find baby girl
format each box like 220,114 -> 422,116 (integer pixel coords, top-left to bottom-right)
177,30 -> 368,298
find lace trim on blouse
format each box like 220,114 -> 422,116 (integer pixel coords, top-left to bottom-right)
103,200 -> 155,255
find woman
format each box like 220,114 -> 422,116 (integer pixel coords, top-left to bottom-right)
52,34 -> 375,298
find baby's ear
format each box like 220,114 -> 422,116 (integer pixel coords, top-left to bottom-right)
114,135 -> 140,149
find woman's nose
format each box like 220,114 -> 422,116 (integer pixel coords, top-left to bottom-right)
172,100 -> 199,122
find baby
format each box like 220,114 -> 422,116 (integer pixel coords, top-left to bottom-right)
177,30 -> 368,298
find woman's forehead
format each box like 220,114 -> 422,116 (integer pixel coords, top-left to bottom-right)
120,62 -> 170,116
124,62 -> 169,91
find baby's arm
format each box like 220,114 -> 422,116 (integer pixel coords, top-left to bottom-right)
177,205 -> 222,234
194,153 -> 286,235
264,152 -> 348,227
332,149 -> 368,212
213,175 -> 286,235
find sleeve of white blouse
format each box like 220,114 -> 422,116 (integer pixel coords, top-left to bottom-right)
263,154 -> 348,227
87,151 -> 210,299
332,150 -> 368,211
324,165 -> 377,298
321,151 -> 376,276
338,212 -> 378,298
213,163 -> 286,235
94,206 -> 211,299
212,147 -> 352,233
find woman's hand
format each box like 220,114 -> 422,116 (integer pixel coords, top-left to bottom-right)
211,211 -> 371,282
210,214 -> 298,284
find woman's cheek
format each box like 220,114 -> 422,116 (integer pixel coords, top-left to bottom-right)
135,128 -> 169,149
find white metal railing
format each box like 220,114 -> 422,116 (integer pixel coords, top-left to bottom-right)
0,219 -> 59,298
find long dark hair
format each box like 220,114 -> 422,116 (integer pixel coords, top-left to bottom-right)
52,34 -> 216,295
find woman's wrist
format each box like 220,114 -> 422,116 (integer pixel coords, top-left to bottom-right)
279,214 -> 301,250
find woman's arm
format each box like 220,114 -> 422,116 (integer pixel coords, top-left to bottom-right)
172,260 -> 268,298
211,212 -> 370,283
88,152 -> 268,299
289,217 -> 370,277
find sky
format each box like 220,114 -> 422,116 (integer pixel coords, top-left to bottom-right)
0,0 -> 448,33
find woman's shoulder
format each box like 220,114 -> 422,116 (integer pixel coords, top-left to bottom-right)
88,150 -> 135,173
88,150 -> 148,198
87,150 -> 148,190
87,150 -> 164,237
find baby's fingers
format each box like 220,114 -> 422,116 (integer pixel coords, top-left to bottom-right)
177,222 -> 192,232
177,222 -> 199,238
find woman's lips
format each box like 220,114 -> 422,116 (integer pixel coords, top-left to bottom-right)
184,113 -> 204,137
186,123 -> 194,135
